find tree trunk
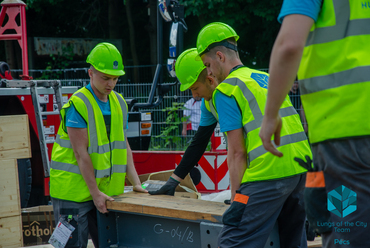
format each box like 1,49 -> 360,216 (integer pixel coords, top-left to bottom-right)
125,0 -> 140,84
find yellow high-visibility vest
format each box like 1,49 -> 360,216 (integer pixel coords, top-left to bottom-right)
212,67 -> 310,183
298,0 -> 370,144
50,87 -> 128,202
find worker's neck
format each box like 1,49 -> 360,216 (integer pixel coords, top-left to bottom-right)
225,59 -> 243,77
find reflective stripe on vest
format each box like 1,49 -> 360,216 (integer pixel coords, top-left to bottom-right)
213,67 -> 310,182
298,0 -> 370,143
50,87 -> 128,202
221,77 -> 306,166
51,160 -> 127,178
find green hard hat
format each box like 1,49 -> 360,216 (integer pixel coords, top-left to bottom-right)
175,48 -> 206,91
86,42 -> 125,76
196,22 -> 239,56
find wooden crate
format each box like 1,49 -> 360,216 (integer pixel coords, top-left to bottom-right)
0,159 -> 21,218
0,215 -> 23,248
0,115 -> 31,160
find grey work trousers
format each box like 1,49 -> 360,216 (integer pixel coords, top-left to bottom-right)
52,198 -> 99,248
312,137 -> 370,248
218,174 -> 307,248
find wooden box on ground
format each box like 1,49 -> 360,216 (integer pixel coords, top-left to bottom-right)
0,159 -> 21,218
21,205 -> 55,247
0,115 -> 31,160
0,159 -> 23,248
0,114 -> 31,247
0,215 -> 23,248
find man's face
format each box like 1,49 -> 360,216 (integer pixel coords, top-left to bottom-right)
88,68 -> 119,99
189,80 -> 214,101
201,53 -> 225,83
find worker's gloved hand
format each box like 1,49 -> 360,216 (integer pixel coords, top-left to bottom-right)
294,155 -> 332,236
148,176 -> 180,196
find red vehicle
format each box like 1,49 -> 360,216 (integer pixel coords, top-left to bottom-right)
0,0 -> 230,208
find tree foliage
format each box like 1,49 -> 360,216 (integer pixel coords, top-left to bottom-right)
179,0 -> 283,68
1,0 -> 284,69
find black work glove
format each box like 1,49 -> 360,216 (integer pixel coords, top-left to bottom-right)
294,155 -> 332,236
148,177 -> 180,196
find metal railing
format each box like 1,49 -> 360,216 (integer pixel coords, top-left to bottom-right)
10,67 -> 306,151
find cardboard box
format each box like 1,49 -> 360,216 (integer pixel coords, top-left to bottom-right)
21,205 -> 55,247
128,170 -> 201,199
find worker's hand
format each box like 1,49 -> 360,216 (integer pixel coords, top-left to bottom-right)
148,177 -> 180,196
91,191 -> 114,214
259,114 -> 283,157
133,184 -> 148,193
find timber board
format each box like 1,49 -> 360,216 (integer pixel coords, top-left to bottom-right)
0,115 -> 31,160
0,215 -> 23,248
0,159 -> 21,218
107,192 -> 229,223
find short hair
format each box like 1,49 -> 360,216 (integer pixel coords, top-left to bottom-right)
208,38 -> 239,59
90,65 -> 97,73
197,68 -> 208,84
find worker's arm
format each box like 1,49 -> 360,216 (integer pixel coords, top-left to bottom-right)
182,120 -> 188,136
226,128 -> 247,202
125,139 -> 148,193
68,126 -> 114,214
259,14 -> 314,157
149,122 -> 217,196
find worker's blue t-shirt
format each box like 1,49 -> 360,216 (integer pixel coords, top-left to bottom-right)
213,91 -> 242,133
199,95 -> 242,133
278,0 -> 322,23
66,84 -> 128,129
199,99 -> 217,127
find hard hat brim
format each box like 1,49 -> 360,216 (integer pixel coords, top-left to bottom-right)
99,69 -> 126,77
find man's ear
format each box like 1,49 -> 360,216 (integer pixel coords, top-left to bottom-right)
88,68 -> 93,78
216,51 -> 225,62
206,75 -> 215,85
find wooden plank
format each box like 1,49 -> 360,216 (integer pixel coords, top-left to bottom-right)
308,237 -> 322,248
0,215 -> 23,248
0,115 -> 31,160
0,159 -> 21,218
107,192 -> 229,223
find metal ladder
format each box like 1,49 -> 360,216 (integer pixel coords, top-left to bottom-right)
4,80 -> 64,177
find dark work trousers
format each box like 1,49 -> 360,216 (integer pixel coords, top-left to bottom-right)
218,174 -> 307,248
52,198 -> 99,248
312,137 -> 370,248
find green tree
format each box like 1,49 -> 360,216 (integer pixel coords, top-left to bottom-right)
179,0 -> 283,68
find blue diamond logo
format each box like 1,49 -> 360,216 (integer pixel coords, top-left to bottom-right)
113,60 -> 118,69
327,185 -> 357,218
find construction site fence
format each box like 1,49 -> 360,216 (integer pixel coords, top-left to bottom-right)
10,66 -> 306,151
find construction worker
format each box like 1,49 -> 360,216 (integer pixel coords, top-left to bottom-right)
149,48 -> 218,196
196,22 -> 311,247
259,1 -> 370,247
50,42 -> 147,248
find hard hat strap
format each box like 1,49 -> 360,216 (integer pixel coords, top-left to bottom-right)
200,40 -> 238,56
